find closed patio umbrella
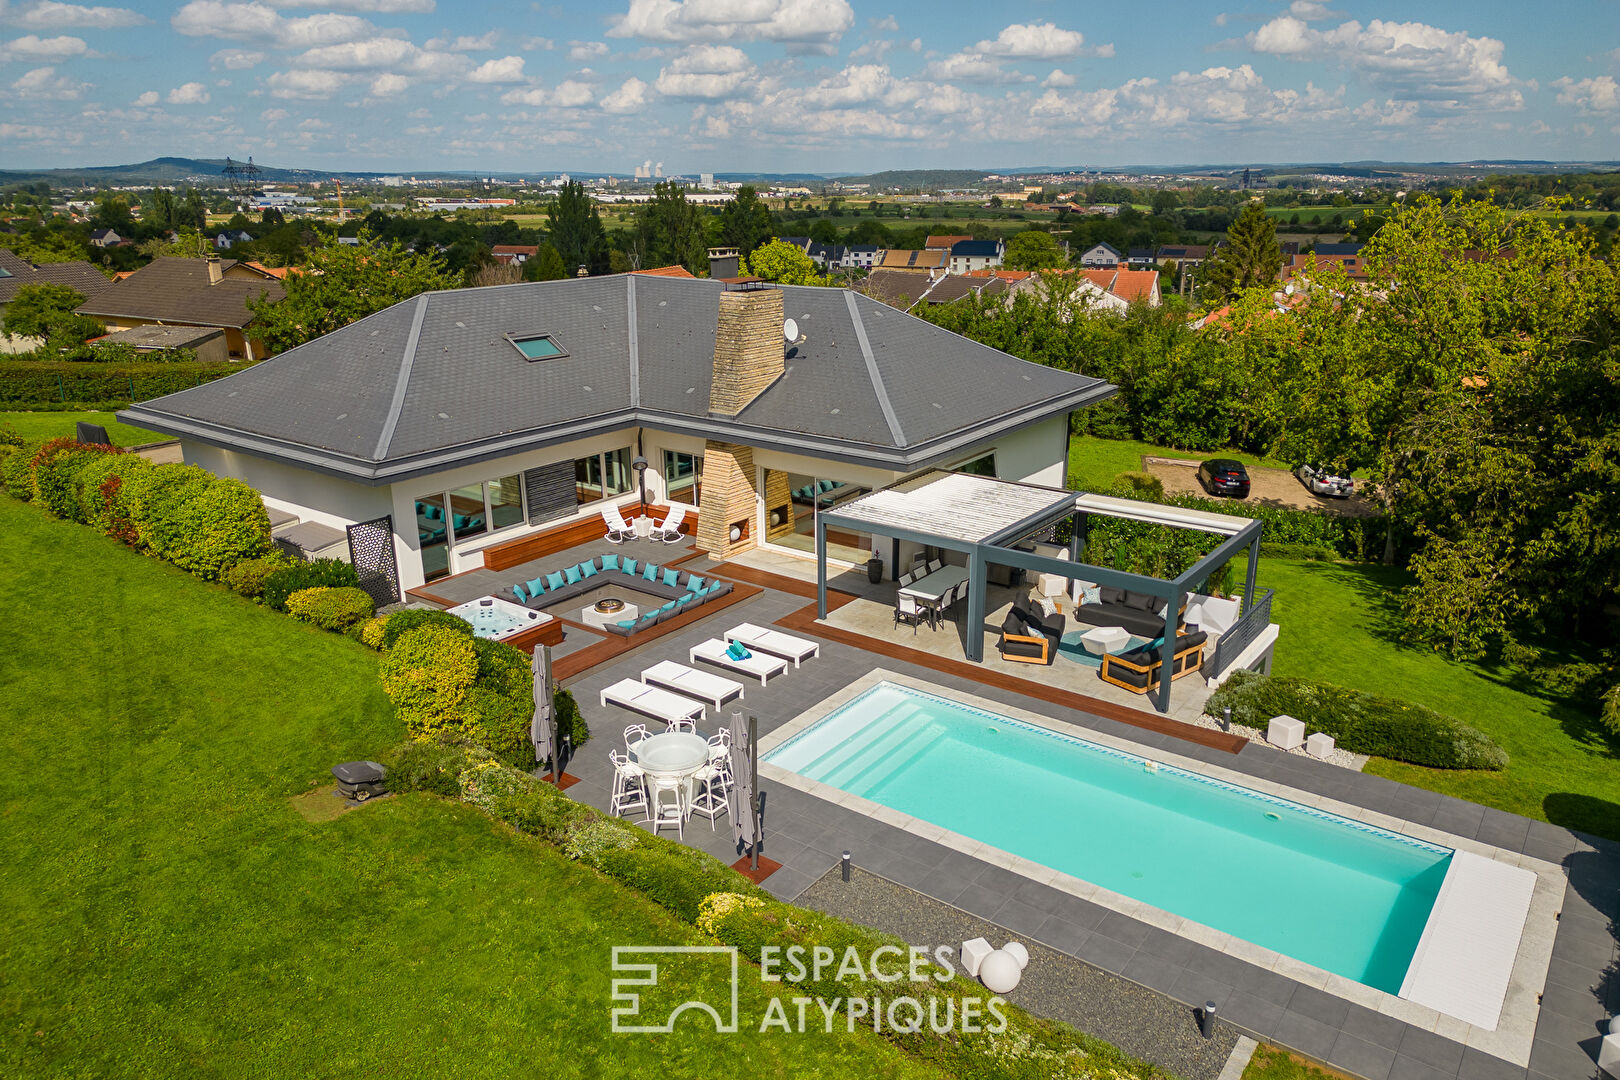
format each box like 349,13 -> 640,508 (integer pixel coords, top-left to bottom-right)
727,710 -> 757,858
530,646 -> 556,776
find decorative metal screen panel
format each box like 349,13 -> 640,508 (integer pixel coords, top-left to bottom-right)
1209,588 -> 1274,677
347,516 -> 400,608
524,461 -> 578,525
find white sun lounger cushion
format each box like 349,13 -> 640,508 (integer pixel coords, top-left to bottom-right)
600,678 -> 706,723
641,660 -> 745,711
689,638 -> 787,685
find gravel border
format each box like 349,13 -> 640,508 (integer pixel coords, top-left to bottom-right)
1188,711 -> 1369,770
799,866 -> 1239,1080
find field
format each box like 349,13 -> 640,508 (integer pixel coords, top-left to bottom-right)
0,409 -> 163,445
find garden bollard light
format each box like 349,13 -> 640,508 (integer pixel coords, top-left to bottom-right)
1199,1001 -> 1217,1038
1221,707 -> 1232,732
842,851 -> 851,882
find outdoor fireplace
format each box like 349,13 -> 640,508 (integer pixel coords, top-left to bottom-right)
593,598 -> 626,614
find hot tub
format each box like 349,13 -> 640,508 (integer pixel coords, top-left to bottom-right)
445,595 -> 553,643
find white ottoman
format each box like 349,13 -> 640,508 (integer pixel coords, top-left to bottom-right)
1306,732 -> 1335,758
1598,1032 -> 1620,1077
960,937 -> 994,978
1079,625 -> 1132,656
1267,715 -> 1306,750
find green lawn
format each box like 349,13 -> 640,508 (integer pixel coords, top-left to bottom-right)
1068,434 -> 1290,492
1260,559 -> 1620,839
1242,1044 -> 1354,1079
0,410 -> 163,446
0,496 -> 945,1080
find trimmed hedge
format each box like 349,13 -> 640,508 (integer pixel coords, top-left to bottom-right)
72,452 -> 152,531
377,607 -> 472,649
260,557 -> 359,612
222,554 -> 291,598
379,625 -> 480,738
2,439 -> 42,499
1208,670 -> 1508,770
286,586 -> 374,631
30,438 -> 121,519
0,358 -> 242,406
164,476 -> 272,580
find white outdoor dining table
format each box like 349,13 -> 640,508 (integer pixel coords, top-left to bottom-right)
629,731 -> 712,814
898,564 -> 969,604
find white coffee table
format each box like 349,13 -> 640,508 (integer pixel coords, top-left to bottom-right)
1079,625 -> 1132,656
581,601 -> 639,629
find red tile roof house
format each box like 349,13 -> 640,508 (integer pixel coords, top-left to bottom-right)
75,255 -> 285,361
119,273 -> 1113,592
491,245 -> 541,266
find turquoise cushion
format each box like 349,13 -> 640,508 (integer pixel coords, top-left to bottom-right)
580,561 -> 597,579
659,601 -> 677,612
686,575 -> 705,593
615,618 -> 637,629
642,563 -> 659,581
621,558 -> 637,576
601,554 -> 619,571
662,568 -> 680,588
512,583 -> 528,603
726,641 -> 751,660
526,577 -> 546,596
545,571 -> 565,591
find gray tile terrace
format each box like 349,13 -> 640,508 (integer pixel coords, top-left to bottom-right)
453,537 -> 1620,1080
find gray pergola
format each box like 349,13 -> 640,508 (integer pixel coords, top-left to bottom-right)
815,470 -> 1266,713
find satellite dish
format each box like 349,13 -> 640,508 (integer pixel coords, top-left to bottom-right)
783,318 -> 798,343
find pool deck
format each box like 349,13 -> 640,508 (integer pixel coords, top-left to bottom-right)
458,538 -> 1617,1080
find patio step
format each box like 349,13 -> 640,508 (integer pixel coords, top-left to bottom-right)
264,502 -> 300,531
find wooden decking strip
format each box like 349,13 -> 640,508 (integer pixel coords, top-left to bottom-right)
707,560 -> 1245,755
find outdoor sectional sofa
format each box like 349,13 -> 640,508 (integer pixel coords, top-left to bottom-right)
1098,631 -> 1209,694
1069,585 -> 1185,638
505,553 -> 732,636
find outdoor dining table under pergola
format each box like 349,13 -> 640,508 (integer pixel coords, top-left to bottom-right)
813,469 -> 1270,713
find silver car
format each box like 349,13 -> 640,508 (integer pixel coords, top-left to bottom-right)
1296,464 -> 1354,497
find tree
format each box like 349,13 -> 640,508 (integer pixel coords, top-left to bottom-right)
1197,203 -> 1282,298
631,181 -> 707,274
522,243 -> 568,282
2,284 -> 89,338
545,180 -> 608,275
1150,190 -> 1182,215
716,185 -> 773,256
741,240 -> 831,286
92,195 -> 134,233
808,218 -> 840,244
148,188 -> 177,231
988,195 -> 1003,208
248,231 -> 462,353
261,206 -> 285,228
1003,230 -> 1067,270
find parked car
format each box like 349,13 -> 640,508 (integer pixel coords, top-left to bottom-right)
1197,459 -> 1251,498
1296,463 -> 1354,498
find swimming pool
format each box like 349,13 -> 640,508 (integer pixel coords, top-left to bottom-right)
764,682 -> 1452,993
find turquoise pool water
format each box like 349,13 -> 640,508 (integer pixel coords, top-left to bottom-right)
765,682 -> 1451,992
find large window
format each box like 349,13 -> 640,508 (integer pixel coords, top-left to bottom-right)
663,450 -> 702,506
575,446 -> 633,505
414,473 -> 525,580
955,452 -> 996,477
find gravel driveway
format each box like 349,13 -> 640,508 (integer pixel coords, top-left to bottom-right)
1143,456 -> 1380,517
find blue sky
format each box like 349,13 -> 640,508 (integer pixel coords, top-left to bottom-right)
1,0 -> 1616,173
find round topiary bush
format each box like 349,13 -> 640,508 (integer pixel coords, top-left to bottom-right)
260,557 -> 360,612
358,616 -> 388,649
221,554 -> 291,598
129,463 -> 214,558
285,585 -> 375,631
379,624 -> 480,739
164,476 -> 272,580
377,607 -> 473,649
1113,470 -> 1165,501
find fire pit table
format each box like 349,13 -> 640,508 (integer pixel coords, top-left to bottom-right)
581,597 -> 638,629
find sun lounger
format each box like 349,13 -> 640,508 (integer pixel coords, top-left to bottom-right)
600,678 -> 706,724
689,638 -> 788,685
724,623 -> 821,667
641,660 -> 744,711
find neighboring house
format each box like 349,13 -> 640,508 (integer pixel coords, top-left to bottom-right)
842,245 -> 881,269
1156,245 -> 1210,267
89,229 -> 123,248
860,269 -> 1013,311
1126,248 -> 1157,270
806,242 -> 847,270
92,324 -> 230,364
492,244 -> 540,266
75,256 -> 286,361
0,250 -> 117,351
948,239 -> 1003,275
1281,252 -> 1369,282
925,234 -> 971,251
877,249 -> 948,273
1313,242 -> 1364,257
213,231 -> 253,251
1077,268 -> 1162,309
774,236 -> 812,252
1078,242 -> 1123,268
120,274 -> 1113,591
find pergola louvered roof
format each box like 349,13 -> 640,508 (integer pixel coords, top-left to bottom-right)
824,470 -> 1076,546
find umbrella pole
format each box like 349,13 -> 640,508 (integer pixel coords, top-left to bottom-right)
749,715 -> 760,871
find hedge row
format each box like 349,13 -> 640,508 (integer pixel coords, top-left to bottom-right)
1208,670 -> 1508,770
382,739 -> 1167,1080
0,359 -> 242,405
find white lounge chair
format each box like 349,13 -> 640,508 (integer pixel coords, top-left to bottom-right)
724,623 -> 821,667
600,678 -> 706,723
641,659 -> 745,711
602,504 -> 634,544
650,505 -> 687,543
689,638 -> 787,685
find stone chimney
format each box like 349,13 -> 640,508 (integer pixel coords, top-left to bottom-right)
708,281 -> 783,417
205,254 -> 223,285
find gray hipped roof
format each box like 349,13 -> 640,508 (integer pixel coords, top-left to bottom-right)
121,275 -> 1113,485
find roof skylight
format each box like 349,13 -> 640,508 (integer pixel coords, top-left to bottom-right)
509,333 -> 567,361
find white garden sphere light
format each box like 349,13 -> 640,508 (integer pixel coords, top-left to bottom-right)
1002,941 -> 1030,970
978,949 -> 1022,994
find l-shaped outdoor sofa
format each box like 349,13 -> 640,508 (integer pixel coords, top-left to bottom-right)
505,553 -> 733,637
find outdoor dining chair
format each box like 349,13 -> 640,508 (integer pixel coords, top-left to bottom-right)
895,593 -> 924,634
623,723 -> 650,749
608,750 -> 647,819
667,717 -> 697,734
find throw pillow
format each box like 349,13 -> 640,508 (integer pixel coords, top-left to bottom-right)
1099,585 -> 1125,606
545,571 -> 566,591
580,561 -> 598,579
686,575 -> 705,592
643,563 -> 659,581
662,568 -> 680,588
512,584 -> 528,603
659,601 -> 677,612
621,558 -> 637,576
1122,590 -> 1156,611
615,618 -> 637,629
601,554 -> 619,571
526,577 -> 547,597
1080,582 -> 1101,605
563,566 -> 582,585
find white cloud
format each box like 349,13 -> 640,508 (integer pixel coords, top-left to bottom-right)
466,54 -> 524,82
1042,68 -> 1075,88
8,63 -> 89,98
369,71 -> 408,95
277,0 -> 432,11
1248,17 -> 1520,109
551,78 -> 593,106
0,32 -> 88,59
210,47 -> 262,69
922,52 -> 1032,84
167,81 -> 210,103
974,22 -> 1087,60
520,35 -> 553,50
871,14 -> 897,32
609,0 -> 854,53
599,74 -> 648,112
5,1 -> 146,29
568,39 -> 608,61
171,1 -> 380,48
296,37 -> 415,69
132,88 -> 158,105
1553,75 -> 1618,112
267,67 -> 352,99
259,106 -> 289,125
654,43 -> 754,98
423,30 -> 497,51
1288,0 -> 1330,19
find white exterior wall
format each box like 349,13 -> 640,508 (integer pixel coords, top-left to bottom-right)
182,442 -> 392,532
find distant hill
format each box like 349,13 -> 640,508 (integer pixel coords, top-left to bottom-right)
0,156 -> 354,186
836,170 -> 990,189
